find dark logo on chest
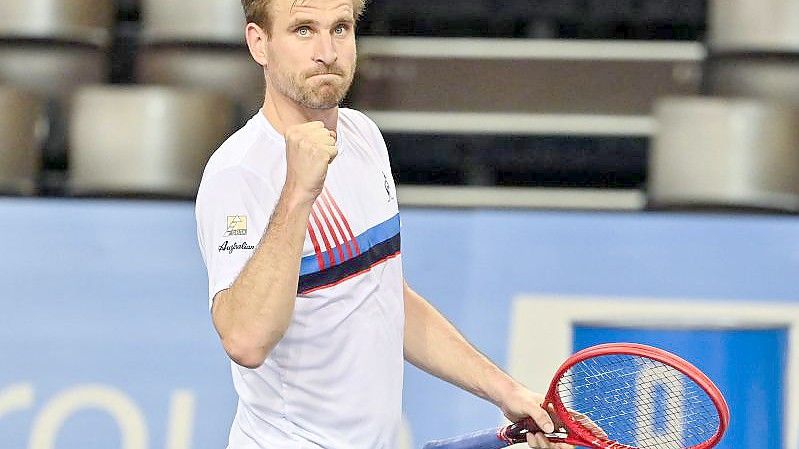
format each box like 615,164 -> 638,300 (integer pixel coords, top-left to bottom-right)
383,171 -> 395,202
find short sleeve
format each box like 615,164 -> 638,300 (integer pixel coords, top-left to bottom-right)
363,114 -> 399,205
195,167 -> 274,310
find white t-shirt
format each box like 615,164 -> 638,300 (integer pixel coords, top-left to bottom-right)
195,109 -> 404,449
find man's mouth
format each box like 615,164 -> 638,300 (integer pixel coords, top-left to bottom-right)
308,71 -> 343,78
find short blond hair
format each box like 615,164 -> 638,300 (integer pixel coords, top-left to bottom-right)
242,0 -> 367,32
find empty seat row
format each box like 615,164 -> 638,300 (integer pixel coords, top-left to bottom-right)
0,0 -> 244,45
0,0 -> 113,101
140,0 -> 245,44
0,0 -> 263,117
8,85 -> 798,211
650,97 -> 799,211
0,0 -> 115,46
0,85 -> 235,197
0,0 -> 263,178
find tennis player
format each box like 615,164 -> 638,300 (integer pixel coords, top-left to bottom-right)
195,1 -> 570,448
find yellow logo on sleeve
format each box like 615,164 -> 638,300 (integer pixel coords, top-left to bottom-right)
225,215 -> 248,236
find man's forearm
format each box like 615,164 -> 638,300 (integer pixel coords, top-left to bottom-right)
402,283 -> 518,406
212,188 -> 313,368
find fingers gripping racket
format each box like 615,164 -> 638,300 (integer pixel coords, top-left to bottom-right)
423,343 -> 730,449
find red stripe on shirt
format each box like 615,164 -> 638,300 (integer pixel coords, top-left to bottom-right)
310,207 -> 335,268
320,192 -> 354,261
306,224 -> 326,270
316,200 -> 346,264
324,188 -> 361,255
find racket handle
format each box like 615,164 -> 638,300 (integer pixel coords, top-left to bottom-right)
421,427 -> 510,449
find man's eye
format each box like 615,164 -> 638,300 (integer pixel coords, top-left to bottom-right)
334,25 -> 347,35
297,27 -> 311,36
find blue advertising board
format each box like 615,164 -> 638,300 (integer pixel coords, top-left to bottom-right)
0,198 -> 797,449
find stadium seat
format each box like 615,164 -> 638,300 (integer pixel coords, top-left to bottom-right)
0,0 -> 115,180
0,87 -> 43,194
649,97 -> 799,211
137,0 -> 263,120
0,0 -> 114,97
137,47 -> 263,121
706,0 -> 799,123
140,0 -> 242,44
0,46 -> 108,103
68,86 -> 235,197
0,0 -> 114,45
709,0 -> 799,53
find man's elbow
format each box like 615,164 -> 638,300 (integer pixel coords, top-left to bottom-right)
221,330 -> 284,369
226,346 -> 267,369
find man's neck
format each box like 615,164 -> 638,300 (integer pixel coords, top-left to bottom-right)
262,87 -> 339,135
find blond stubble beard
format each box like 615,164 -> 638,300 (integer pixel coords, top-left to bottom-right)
268,59 -> 357,110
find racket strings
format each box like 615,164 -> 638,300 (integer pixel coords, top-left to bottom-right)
557,354 -> 720,449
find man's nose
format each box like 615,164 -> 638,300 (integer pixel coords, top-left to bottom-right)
313,33 -> 338,66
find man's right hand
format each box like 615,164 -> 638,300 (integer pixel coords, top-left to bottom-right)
284,121 -> 338,202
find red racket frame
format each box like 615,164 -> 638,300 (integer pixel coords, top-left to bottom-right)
539,342 -> 730,449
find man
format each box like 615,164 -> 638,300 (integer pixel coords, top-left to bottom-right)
195,0 -> 570,448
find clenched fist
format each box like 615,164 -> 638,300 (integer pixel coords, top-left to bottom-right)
283,121 -> 338,202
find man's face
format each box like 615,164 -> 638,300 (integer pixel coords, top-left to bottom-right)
265,0 -> 357,110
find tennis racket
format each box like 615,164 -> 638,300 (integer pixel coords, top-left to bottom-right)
422,342 -> 730,449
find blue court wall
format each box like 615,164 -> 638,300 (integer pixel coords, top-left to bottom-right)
0,198 -> 797,449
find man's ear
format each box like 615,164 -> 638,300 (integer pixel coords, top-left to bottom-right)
245,23 -> 269,67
